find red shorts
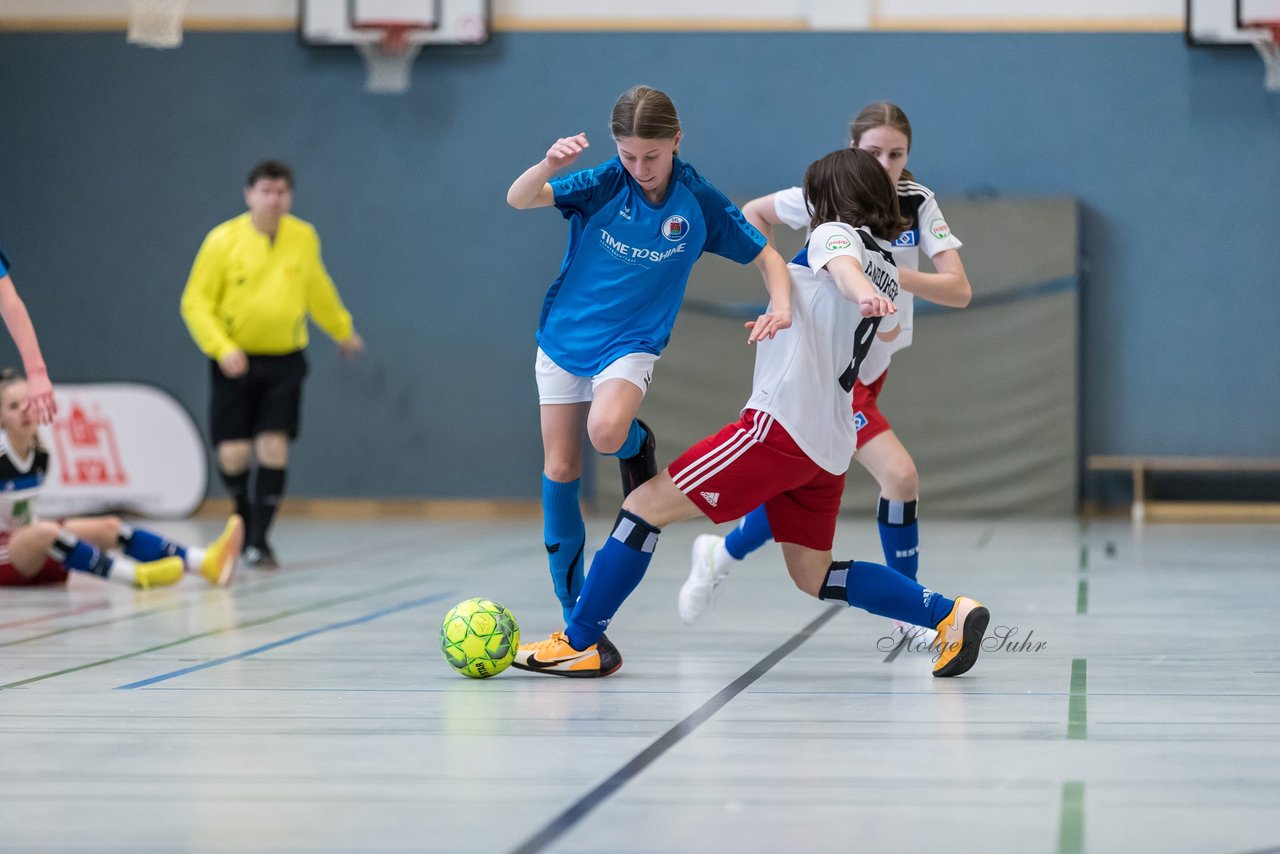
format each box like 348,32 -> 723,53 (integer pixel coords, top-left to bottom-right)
852,372 -> 891,446
668,409 -> 846,551
0,532 -> 69,586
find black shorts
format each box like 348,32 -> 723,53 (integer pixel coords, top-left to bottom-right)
209,351 -> 309,444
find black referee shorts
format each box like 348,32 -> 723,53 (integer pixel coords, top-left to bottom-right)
209,351 -> 309,444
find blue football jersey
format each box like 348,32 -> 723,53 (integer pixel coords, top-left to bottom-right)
538,156 -> 765,376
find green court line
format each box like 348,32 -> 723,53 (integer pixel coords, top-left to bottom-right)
1078,544 -> 1088,571
1076,580 -> 1089,615
0,536 -> 436,651
0,574 -> 439,689
1058,781 -> 1085,854
1068,658 -> 1088,740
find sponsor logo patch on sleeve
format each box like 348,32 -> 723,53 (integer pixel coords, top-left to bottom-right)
929,218 -> 951,240
825,234 -> 852,251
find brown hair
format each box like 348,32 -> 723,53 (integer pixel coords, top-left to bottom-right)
804,148 -> 910,242
610,86 -> 681,142
849,101 -> 915,183
246,159 -> 295,190
0,368 -> 26,407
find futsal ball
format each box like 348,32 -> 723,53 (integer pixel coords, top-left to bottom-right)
439,598 -> 520,678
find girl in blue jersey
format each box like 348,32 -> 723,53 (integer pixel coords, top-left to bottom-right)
507,85 -> 793,622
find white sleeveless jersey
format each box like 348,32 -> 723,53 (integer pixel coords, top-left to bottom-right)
745,223 -> 900,474
0,431 -> 48,536
772,178 -> 961,382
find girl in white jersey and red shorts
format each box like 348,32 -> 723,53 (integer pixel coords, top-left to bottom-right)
510,149 -> 989,680
680,103 -> 973,639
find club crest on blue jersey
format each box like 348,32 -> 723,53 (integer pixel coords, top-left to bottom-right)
892,229 -> 918,247
661,215 -> 688,242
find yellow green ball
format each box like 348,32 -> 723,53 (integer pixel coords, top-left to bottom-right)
440,598 -> 520,678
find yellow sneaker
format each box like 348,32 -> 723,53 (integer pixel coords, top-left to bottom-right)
134,556 -> 185,590
932,596 -> 990,677
512,631 -> 622,678
199,515 -> 244,587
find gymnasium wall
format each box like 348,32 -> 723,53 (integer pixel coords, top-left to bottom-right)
1,31 -> 1277,506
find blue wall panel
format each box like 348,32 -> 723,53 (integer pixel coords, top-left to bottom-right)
1,31 -> 1277,498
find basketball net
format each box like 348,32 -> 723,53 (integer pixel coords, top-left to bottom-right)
1249,24 -> 1280,92
355,26 -> 423,94
127,0 -> 187,49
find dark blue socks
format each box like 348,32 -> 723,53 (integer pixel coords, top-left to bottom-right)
566,510 -> 660,650
613,419 -> 648,460
725,504 -> 772,560
877,497 -> 920,580
48,531 -> 114,578
542,475 -> 586,623
117,523 -> 185,563
819,560 -> 954,628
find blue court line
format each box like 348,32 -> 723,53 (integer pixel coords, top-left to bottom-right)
116,590 -> 454,690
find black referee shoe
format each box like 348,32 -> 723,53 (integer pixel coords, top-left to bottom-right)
243,545 -> 280,570
618,419 -> 657,497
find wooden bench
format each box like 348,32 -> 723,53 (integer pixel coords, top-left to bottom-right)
1086,456 -> 1280,522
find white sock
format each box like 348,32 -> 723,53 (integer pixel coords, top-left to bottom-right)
713,539 -> 735,575
184,547 -> 206,573
110,556 -> 137,585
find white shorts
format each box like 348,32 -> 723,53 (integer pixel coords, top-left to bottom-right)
535,348 -> 659,405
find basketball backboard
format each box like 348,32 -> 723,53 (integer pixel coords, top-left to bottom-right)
300,0 -> 489,47
1186,0 -> 1280,45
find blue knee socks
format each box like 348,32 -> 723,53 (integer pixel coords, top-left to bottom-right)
542,475 -> 586,623
613,419 -> 648,460
117,523 -> 185,563
819,560 -> 953,628
725,504 -> 772,560
877,497 -> 920,580
566,510 -> 659,650
48,532 -> 115,578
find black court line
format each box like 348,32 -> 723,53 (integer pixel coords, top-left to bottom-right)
508,604 -> 843,854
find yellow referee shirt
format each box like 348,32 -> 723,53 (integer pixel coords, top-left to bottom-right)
180,213 -> 354,360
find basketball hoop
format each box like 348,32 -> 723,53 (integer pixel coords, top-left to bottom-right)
354,24 -> 423,94
1245,22 -> 1280,92
126,0 -> 187,49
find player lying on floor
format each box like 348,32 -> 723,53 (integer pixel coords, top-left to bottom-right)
512,148 -> 989,679
0,369 -> 242,590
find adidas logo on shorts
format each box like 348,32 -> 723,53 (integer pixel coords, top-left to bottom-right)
699,491 -> 720,507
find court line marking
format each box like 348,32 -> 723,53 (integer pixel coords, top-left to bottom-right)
0,535 -> 441,650
0,575 -> 441,690
1076,580 -> 1089,615
1058,780 -> 1085,854
1,541 -> 532,689
116,591 -> 455,689
0,532 -> 429,636
507,604 -> 843,854
1068,658 -> 1087,740
0,600 -> 113,630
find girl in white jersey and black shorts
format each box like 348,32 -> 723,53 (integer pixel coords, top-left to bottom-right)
680,103 -> 973,638
510,149 -> 989,680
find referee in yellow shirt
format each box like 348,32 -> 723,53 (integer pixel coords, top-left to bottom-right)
180,160 -> 364,568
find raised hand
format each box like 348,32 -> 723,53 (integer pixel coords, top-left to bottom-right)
546,133 -> 589,171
